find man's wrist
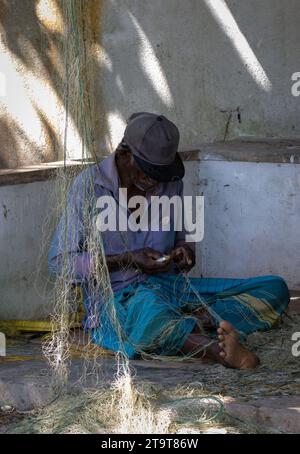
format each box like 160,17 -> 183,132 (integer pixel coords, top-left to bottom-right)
120,251 -> 135,267
176,242 -> 194,255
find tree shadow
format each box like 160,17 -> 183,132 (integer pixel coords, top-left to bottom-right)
0,116 -> 19,168
0,0 -> 299,170
0,0 -> 81,168
0,115 -> 42,168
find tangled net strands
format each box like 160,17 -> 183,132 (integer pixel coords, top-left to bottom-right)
42,0 -> 128,391
0,1 -> 297,436
34,0 -> 283,434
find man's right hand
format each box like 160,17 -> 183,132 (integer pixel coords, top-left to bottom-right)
130,247 -> 172,274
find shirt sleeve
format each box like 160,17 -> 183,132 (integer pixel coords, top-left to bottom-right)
48,169 -> 94,282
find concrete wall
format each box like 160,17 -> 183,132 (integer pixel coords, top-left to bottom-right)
1,0 -> 300,318
0,180 -> 56,319
99,0 -> 300,150
1,0 -> 300,167
184,159 -> 300,289
0,0 -> 65,168
0,0 -> 98,168
1,147 -> 299,320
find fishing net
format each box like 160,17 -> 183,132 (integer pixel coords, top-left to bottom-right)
2,0 -> 298,435
29,0 -> 226,434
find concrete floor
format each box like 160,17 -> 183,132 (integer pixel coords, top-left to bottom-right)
0,295 -> 299,433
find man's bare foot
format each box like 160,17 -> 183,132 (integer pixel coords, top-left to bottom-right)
217,320 -> 260,369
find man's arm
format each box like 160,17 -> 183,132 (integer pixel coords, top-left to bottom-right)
105,251 -> 132,272
48,170 -> 94,282
172,180 -> 196,271
105,248 -> 172,274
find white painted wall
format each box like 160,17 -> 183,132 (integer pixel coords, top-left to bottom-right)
1,1 -> 300,167
184,160 -> 300,289
99,0 -> 300,151
0,156 -> 299,319
0,181 -> 56,319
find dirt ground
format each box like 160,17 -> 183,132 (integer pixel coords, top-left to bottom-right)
0,302 -> 299,434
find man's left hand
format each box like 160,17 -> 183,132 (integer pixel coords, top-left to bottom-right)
172,244 -> 195,272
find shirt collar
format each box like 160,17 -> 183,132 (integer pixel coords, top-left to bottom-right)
93,152 -> 120,198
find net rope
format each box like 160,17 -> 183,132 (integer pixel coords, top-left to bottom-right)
39,0 -> 251,434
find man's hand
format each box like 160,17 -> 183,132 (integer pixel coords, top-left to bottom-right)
172,244 -> 195,272
131,247 -> 172,275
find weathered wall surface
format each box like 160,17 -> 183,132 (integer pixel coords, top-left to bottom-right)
0,0 -> 100,168
0,1 -> 300,318
0,180 -> 56,319
1,0 -> 300,168
184,158 -> 300,289
1,148 -> 299,320
0,0 -> 65,168
99,0 -> 300,150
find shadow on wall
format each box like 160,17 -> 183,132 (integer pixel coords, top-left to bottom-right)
98,0 -> 300,151
0,0 -> 66,167
0,0 -> 300,168
0,115 -> 44,168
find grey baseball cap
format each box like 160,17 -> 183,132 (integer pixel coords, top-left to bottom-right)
122,112 -> 185,182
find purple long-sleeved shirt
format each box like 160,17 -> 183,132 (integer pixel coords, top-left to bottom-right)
48,152 -> 193,297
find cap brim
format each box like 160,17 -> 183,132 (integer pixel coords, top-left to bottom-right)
132,152 -> 185,182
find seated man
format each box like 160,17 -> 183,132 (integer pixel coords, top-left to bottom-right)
48,112 -> 290,369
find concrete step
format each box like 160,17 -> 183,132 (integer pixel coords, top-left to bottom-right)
224,396 -> 300,433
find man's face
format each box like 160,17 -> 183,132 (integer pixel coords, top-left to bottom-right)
129,154 -> 159,191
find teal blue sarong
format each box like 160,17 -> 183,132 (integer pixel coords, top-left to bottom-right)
91,274 -> 290,359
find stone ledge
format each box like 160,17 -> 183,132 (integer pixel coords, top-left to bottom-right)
182,138 -> 300,164
224,396 -> 300,433
0,159 -> 96,187
1,139 -> 300,187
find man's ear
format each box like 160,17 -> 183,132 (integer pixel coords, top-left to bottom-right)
129,153 -> 137,169
116,146 -> 131,161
